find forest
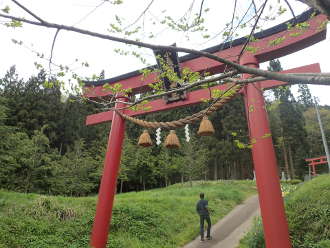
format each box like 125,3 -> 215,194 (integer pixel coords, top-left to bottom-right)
0,59 -> 329,197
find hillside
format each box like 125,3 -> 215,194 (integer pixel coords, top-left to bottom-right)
239,174 -> 330,248
0,180 -> 256,248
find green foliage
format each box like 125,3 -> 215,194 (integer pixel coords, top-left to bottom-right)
282,179 -> 303,185
286,175 -> 330,248
0,180 -> 256,248
1,6 -> 10,13
239,218 -> 265,248
245,46 -> 259,54
304,106 -> 330,160
297,84 -> 313,109
268,36 -> 286,46
5,20 -> 23,28
267,59 -> 310,179
239,175 -> 330,248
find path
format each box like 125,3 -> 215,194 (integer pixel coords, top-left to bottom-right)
183,195 -> 260,248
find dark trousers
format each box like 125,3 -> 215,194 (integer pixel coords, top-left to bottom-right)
199,215 -> 211,239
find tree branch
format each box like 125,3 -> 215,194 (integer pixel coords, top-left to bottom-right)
91,71 -> 330,111
123,0 -> 155,30
1,12 -> 330,86
197,0 -> 205,22
49,28 -> 60,75
11,0 -> 45,23
283,0 -> 297,23
239,0 -> 268,59
127,70 -> 238,108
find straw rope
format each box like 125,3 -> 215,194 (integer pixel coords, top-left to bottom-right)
115,83 -> 243,129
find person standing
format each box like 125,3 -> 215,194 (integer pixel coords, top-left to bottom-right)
196,192 -> 212,241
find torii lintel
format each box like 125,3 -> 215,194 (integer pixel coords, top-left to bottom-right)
86,63 -> 321,126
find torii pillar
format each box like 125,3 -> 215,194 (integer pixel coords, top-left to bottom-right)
242,55 -> 291,248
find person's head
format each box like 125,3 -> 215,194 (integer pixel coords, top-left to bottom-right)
200,193 -> 204,199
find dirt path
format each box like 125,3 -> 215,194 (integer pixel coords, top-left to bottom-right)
182,195 -> 260,248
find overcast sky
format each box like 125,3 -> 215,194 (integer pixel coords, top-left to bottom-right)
0,0 -> 329,105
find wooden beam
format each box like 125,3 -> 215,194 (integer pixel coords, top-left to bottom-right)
86,63 -> 321,126
260,63 -> 321,90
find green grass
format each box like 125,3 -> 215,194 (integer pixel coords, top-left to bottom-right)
0,180 -> 256,248
238,174 -> 330,248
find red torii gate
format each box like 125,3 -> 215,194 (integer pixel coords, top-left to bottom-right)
84,10 -> 327,248
305,156 -> 328,176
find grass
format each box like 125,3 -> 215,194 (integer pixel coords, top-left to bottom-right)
238,174 -> 330,248
0,180 -> 256,248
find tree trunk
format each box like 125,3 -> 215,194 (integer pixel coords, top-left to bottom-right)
282,139 -> 291,180
219,163 -> 223,179
233,161 -> 237,179
143,178 -> 146,191
214,159 -> 217,180
120,179 -> 124,193
181,174 -> 184,185
189,175 -> 192,187
288,144 -> 296,179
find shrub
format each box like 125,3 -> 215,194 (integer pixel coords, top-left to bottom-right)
239,174 -> 330,248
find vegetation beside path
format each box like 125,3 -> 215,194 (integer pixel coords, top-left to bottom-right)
0,180 -> 256,248
239,174 -> 330,248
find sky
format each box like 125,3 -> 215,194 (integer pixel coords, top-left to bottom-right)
0,0 -> 329,105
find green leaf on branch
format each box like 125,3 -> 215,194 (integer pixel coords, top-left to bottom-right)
268,36 -> 286,46
43,81 -> 54,88
289,32 -> 302,37
11,39 -> 23,45
277,6 -> 287,15
5,20 -> 23,28
111,0 -> 123,4
318,20 -> 329,30
211,89 -> 224,98
295,22 -> 310,30
1,6 -> 10,13
245,46 -> 258,54
261,133 -> 272,139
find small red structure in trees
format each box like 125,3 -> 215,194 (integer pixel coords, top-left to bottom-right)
305,156 -> 328,176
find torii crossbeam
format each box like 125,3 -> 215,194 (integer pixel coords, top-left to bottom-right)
84,10 -> 327,248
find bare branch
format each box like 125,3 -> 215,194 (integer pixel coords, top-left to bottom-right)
49,29 -> 60,75
252,0 -> 257,18
123,0 -> 155,30
197,0 -> 206,22
1,12 -> 330,86
11,0 -> 45,23
72,1 -> 107,27
228,72 -> 330,85
283,0 -> 297,22
118,72 -> 330,111
239,0 -> 268,59
124,70 -> 239,109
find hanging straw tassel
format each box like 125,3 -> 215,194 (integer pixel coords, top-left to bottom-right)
197,116 -> 215,136
138,130 -> 153,147
164,130 -> 180,148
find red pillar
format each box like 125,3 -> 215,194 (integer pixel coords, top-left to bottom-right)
241,56 -> 292,248
312,164 -> 316,175
90,99 -> 126,248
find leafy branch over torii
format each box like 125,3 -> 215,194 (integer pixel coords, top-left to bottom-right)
0,0 -> 330,111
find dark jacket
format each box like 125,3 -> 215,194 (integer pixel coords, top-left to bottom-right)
196,199 -> 209,216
